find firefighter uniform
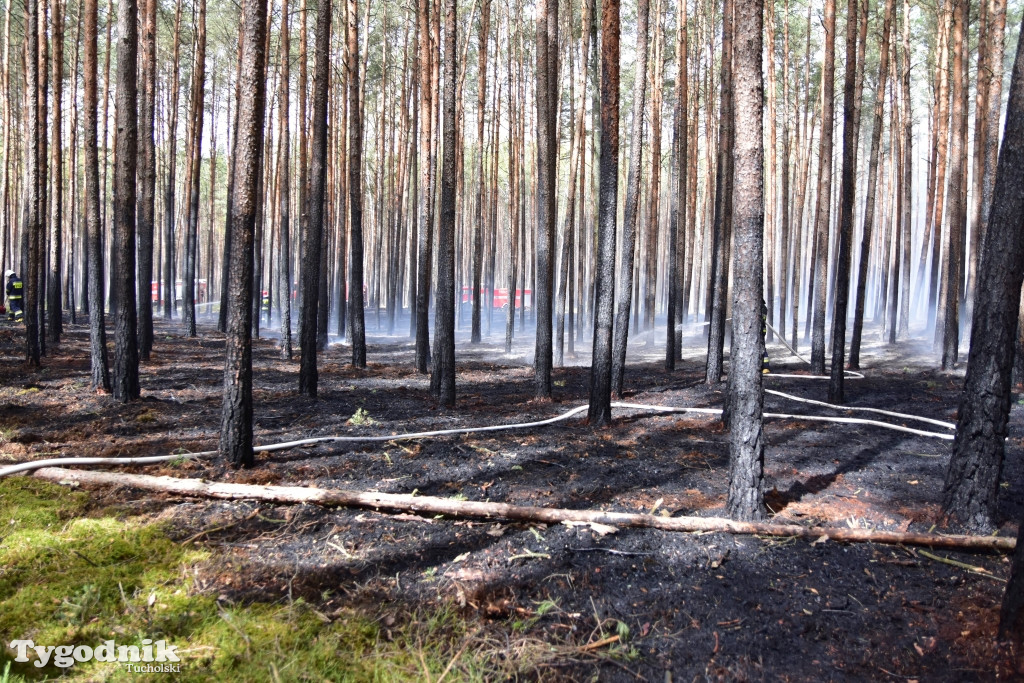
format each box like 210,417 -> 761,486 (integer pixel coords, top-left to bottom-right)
5,271 -> 23,322
761,299 -> 771,374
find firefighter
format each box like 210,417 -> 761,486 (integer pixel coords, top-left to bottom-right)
5,270 -> 23,322
761,298 -> 771,374
261,290 -> 271,322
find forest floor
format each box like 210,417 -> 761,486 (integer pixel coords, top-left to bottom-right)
1,313 -> 1022,681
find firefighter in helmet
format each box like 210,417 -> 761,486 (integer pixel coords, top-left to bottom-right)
5,270 -> 23,322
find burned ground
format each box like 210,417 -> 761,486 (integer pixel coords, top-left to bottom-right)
1,317 -> 1021,681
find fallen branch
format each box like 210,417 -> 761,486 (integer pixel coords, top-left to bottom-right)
31,467 -> 1015,552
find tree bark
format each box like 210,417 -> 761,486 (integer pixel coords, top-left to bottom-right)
431,0 -> 457,406
827,0 -> 861,403
183,0 -> 207,338
611,0 -> 649,397
163,0 -> 182,321
347,0 -> 366,367
942,22 -> 1024,534
666,0 -> 687,371
414,0 -> 434,373
277,0 -> 293,359
940,0 -> 967,369
470,0 -> 490,344
298,0 -> 331,397
850,0 -> 893,369
83,0 -> 109,391
533,0 -> 558,399
220,0 -> 269,469
46,0 -> 64,346
726,0 -> 765,521
810,0 -> 837,374
135,0 -> 155,358
705,0 -> 733,385
587,0 -> 620,426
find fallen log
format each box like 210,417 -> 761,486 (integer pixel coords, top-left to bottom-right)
31,467 -> 1015,552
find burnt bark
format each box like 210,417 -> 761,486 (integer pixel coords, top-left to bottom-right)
827,0 -> 860,403
431,0 -> 457,406
83,0 -> 109,391
533,0 -> 558,399
726,0 -> 765,522
850,0 -> 893,369
46,0 -> 63,346
136,0 -> 156,359
220,0 -> 269,469
666,0 -> 686,371
611,0 -> 649,397
298,0 -> 331,396
941,0 -> 967,369
810,0 -> 836,374
347,0 -> 366,367
587,0 -> 619,426
943,23 -> 1024,534
111,0 -> 140,401
183,0 -> 207,338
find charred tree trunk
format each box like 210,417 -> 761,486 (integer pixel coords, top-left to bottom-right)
277,0 -> 293,359
611,0 -> 649,397
431,0 -> 457,406
163,0 -> 182,321
46,0 -> 63,346
705,0 -> 733,385
111,0 -> 140,401
470,0 -> 490,344
827,0 -> 861,403
183,0 -> 207,338
136,0 -> 156,358
726,0 -> 765,522
298,0 -> 331,396
666,0 -> 687,371
83,0 -> 109,391
810,0 -> 837,374
220,0 -> 269,468
414,0 -> 434,373
944,20 -> 1024,538
347,0 -> 366,367
941,0 -> 967,369
850,0 -> 893,369
587,0 -> 620,426
533,0 -> 558,399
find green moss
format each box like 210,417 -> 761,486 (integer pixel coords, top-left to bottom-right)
0,479 -> 510,682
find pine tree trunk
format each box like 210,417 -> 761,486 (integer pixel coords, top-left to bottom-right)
183,0 -> 207,338
347,0 -> 366,367
810,0 -> 837,374
136,0 -> 156,358
298,0 -> 331,396
83,0 -> 109,390
944,20 -> 1024,534
414,0 -> 434,373
111,0 -> 140,401
163,0 -> 182,321
431,0 -> 457,406
46,0 -> 64,346
533,0 -> 558,399
220,0 -> 269,469
827,0 -> 861,403
470,0 -> 490,344
705,0 -> 733,385
850,0 -> 893,369
940,0 -> 966,368
588,0 -> 620,426
666,0 -> 686,371
277,0 -> 293,359
727,0 -> 765,522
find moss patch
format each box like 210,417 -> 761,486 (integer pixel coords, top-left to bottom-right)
0,479 -> 508,681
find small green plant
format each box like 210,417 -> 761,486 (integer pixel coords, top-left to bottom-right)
347,407 -> 377,426
56,584 -> 102,626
